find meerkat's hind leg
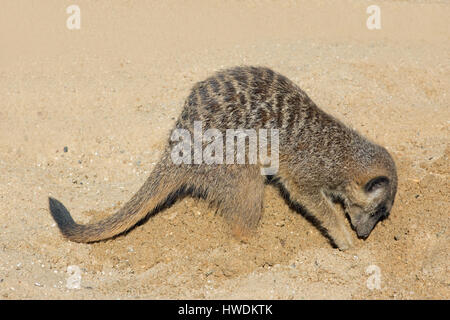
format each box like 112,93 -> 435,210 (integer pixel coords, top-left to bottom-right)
202,165 -> 265,240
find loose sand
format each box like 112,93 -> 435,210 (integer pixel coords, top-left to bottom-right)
0,0 -> 448,299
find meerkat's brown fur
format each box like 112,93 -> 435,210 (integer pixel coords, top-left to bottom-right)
49,66 -> 397,250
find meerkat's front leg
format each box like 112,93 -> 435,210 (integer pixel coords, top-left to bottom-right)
292,189 -> 354,250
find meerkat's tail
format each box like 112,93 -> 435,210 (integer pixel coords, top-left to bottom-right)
48,163 -> 185,243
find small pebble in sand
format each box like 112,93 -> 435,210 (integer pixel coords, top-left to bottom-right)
205,270 -> 214,277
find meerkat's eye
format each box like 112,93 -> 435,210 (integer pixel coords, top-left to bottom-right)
365,176 -> 389,193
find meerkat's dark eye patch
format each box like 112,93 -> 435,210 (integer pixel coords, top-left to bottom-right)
365,176 -> 389,193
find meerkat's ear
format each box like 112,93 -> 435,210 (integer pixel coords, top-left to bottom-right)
364,176 -> 389,193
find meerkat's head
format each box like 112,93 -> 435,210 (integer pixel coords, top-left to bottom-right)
340,145 -> 398,239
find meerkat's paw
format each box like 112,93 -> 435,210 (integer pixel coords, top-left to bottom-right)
335,238 -> 353,251
231,223 -> 252,243
329,226 -> 354,251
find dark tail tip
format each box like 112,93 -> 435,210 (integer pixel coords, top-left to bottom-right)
48,197 -> 77,234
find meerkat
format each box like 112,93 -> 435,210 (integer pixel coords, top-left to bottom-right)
49,66 -> 397,250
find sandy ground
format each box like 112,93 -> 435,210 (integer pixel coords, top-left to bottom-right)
0,0 -> 448,299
